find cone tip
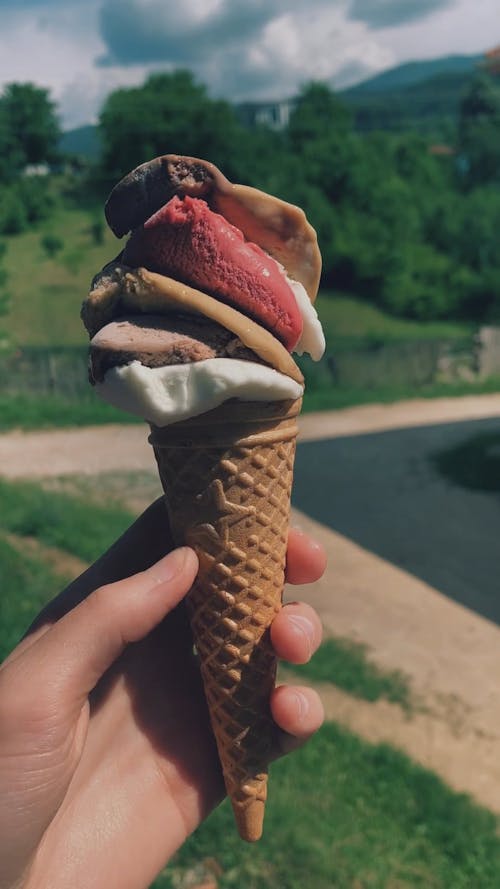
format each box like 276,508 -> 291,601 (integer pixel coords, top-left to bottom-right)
233,797 -> 265,842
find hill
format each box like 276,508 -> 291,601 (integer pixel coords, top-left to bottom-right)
342,68 -> 477,133
59,51 -> 492,156
345,54 -> 481,95
339,53 -> 490,133
59,124 -> 101,160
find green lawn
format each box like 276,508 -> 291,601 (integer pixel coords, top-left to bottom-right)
1,478 -> 499,888
0,391 -> 141,430
0,478 -> 134,565
303,375 -> 500,412
2,204 -> 121,347
316,292 -> 472,346
0,534 -> 66,658
156,723 -> 500,889
288,637 -> 412,711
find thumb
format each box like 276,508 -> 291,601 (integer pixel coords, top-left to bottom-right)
5,547 -> 198,716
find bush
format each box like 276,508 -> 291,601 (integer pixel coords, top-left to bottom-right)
88,214 -> 104,245
381,244 -> 478,320
15,177 -> 55,224
40,233 -> 63,258
0,187 -> 28,234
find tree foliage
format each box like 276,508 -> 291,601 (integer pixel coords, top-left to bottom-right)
0,83 -> 60,178
3,69 -> 500,326
458,74 -> 500,188
96,70 -> 500,323
278,78 -> 500,321
98,70 -> 245,185
0,82 -> 60,240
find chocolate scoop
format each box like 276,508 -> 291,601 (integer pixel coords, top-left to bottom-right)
105,154 -> 322,303
89,313 -> 264,383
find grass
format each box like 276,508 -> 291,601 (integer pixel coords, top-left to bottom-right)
432,430 -> 500,492
3,204 -> 120,347
0,391 -> 141,430
0,478 -> 134,564
303,375 -> 500,413
156,722 -> 500,889
1,478 -> 499,886
0,535 -> 67,658
287,637 -> 413,710
316,292 -> 472,346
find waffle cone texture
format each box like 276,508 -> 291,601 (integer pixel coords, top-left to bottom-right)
149,397 -> 301,842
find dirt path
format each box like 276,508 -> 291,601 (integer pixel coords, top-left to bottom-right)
287,509 -> 500,813
2,394 -> 500,812
2,393 -> 500,479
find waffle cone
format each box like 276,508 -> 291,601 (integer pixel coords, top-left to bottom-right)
149,396 -> 302,842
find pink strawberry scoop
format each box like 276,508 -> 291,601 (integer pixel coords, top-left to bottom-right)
122,195 -> 303,352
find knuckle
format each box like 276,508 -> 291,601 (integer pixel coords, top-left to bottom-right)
87,581 -> 115,615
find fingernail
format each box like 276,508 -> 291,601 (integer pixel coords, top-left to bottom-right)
293,690 -> 310,721
291,525 -> 323,550
288,613 -> 315,658
153,547 -> 193,583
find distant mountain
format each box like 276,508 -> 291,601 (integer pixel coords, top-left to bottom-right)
344,54 -> 482,95
58,51 -> 493,158
59,125 -> 101,160
339,54 -> 489,133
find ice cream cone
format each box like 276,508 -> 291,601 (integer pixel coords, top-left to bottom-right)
148,396 -> 302,842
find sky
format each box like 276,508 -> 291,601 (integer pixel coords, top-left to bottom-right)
0,0 -> 498,130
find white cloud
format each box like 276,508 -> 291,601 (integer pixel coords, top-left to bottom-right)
0,7 -> 103,125
376,0 -> 500,62
0,0 -> 498,129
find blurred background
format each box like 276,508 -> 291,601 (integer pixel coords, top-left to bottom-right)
1,1 -> 500,886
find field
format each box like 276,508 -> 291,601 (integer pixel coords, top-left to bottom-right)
2,203 -> 120,347
1,476 -> 499,888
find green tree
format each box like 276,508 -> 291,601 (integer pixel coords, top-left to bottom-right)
98,70 -> 245,185
286,83 -> 361,203
287,82 -> 351,151
457,74 -> 500,187
0,83 -> 60,175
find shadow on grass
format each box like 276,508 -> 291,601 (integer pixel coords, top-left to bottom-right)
155,721 -> 500,889
293,416 -> 500,625
287,638 -> 413,712
432,431 -> 500,493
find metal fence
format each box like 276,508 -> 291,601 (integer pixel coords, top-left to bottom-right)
0,346 -> 89,398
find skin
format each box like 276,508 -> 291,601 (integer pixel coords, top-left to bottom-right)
0,499 -> 326,889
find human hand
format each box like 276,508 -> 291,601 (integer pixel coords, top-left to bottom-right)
0,499 -> 325,889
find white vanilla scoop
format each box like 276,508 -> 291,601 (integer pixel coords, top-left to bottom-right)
96,358 -> 304,427
288,278 -> 325,361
